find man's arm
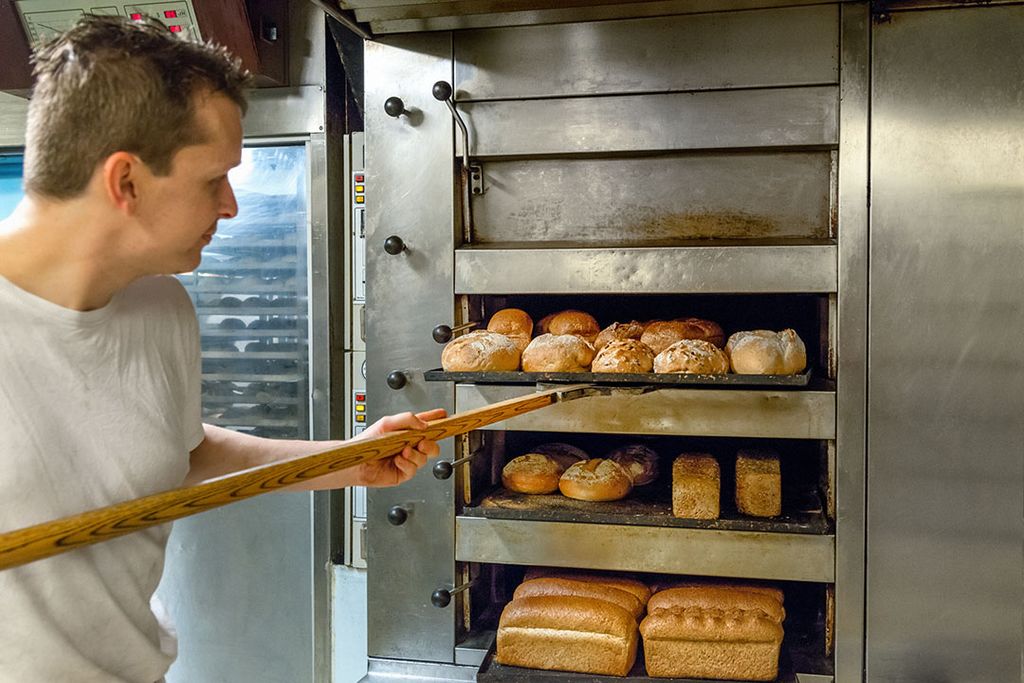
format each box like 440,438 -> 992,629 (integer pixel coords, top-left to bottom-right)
184,409 -> 446,490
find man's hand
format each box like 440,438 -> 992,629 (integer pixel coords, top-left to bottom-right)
350,408 -> 447,487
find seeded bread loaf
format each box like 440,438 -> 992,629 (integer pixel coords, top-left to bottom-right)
654,339 -> 730,374
592,339 -> 655,374
559,458 -> 633,502
641,318 -> 725,355
441,330 -> 521,372
735,449 -> 782,517
606,444 -> 659,486
594,321 -> 645,352
672,453 -> 721,519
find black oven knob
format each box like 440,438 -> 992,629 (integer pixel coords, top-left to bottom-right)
383,96 -> 407,118
383,235 -> 406,255
432,81 -> 453,102
432,325 -> 453,344
386,371 -> 407,390
432,461 -> 453,480
386,505 -> 409,526
430,588 -> 452,608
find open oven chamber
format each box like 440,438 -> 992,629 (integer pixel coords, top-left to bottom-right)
363,3 -> 867,682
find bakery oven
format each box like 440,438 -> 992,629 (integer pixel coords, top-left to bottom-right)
363,2 -> 867,682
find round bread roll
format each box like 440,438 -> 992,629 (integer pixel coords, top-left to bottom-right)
441,330 -> 521,372
559,458 -> 633,502
546,310 -> 600,343
534,312 -> 556,337
591,339 -> 655,374
487,308 -> 533,352
653,339 -> 730,374
640,318 -> 724,355
726,329 -> 807,375
521,334 -> 596,373
502,453 -> 565,494
594,321 -> 645,352
607,444 -> 659,486
532,442 -> 590,470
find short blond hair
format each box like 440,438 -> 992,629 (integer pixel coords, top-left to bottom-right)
24,15 -> 251,199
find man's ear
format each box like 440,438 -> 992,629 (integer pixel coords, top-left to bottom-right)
101,152 -> 142,213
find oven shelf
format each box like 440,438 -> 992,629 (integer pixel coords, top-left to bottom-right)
455,518 -> 834,582
454,241 -> 837,295
427,368 -> 811,387
464,487 -> 830,535
455,384 -> 836,439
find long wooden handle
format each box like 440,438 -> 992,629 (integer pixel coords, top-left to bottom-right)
0,385 -> 588,571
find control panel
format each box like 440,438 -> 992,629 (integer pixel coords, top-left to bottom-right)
15,1 -> 201,46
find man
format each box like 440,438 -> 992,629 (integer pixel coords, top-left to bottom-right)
0,16 -> 442,682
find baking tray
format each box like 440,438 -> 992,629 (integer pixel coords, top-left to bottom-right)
463,487 -> 830,535
424,368 -> 812,387
477,643 -> 798,682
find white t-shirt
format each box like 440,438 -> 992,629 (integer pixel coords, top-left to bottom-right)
0,274 -> 203,683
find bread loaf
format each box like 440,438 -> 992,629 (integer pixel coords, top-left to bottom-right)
735,449 -> 782,517
726,329 -> 807,375
559,458 -> 633,502
513,577 -> 644,620
672,453 -> 720,519
441,330 -> 521,372
522,569 -> 653,607
521,334 -> 595,373
501,453 -> 566,495
487,308 -> 533,352
546,309 -> 600,343
653,339 -> 730,374
650,581 -> 784,607
594,321 -> 645,352
641,318 -> 725,355
606,444 -> 659,486
591,339 -> 655,374
496,595 -> 638,676
640,584 -> 785,681
531,442 -> 590,470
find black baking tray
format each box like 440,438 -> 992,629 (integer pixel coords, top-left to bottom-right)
423,368 -> 811,387
463,486 -> 829,535
477,644 -> 798,682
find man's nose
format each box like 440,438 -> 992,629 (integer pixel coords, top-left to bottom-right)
220,178 -> 239,219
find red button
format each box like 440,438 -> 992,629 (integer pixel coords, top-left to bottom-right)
355,393 -> 365,402
130,12 -> 142,20
164,10 -> 177,18
354,174 -> 364,183
169,25 -> 182,32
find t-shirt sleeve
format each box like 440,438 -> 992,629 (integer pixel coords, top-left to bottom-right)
168,279 -> 205,452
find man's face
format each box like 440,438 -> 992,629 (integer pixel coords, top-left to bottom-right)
132,92 -> 242,274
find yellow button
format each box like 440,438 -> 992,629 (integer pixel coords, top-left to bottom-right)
355,185 -> 364,192
355,415 -> 366,423
355,405 -> 365,412
355,195 -> 365,204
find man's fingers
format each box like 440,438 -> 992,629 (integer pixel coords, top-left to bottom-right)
402,445 -> 428,467
415,439 -> 440,459
416,408 -> 447,422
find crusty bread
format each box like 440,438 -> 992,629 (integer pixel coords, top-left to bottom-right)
594,321 -> 645,352
487,308 -> 533,352
606,444 -> 659,486
502,453 -> 565,494
672,453 -> 720,519
640,583 -> 785,681
441,330 -> 521,372
513,577 -> 644,620
735,449 -> 782,517
592,339 -> 655,374
522,569 -> 653,607
521,334 -> 595,373
496,595 -> 638,676
559,458 -> 633,502
726,329 -> 807,375
546,309 -> 601,343
531,442 -> 590,470
641,318 -> 725,355
650,581 -> 784,607
653,339 -> 730,375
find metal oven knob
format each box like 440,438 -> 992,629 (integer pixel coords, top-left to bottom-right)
386,371 -> 407,390
431,581 -> 473,608
386,505 -> 409,526
383,96 -> 407,118
431,81 -> 453,102
383,235 -> 406,255
432,325 -> 453,344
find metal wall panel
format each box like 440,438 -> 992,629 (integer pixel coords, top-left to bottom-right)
455,244 -> 837,294
457,385 -> 837,439
456,519 -> 836,582
462,86 -> 838,157
471,152 -> 833,244
0,93 -> 26,148
364,34 -> 459,662
455,5 -> 838,100
868,6 -> 1024,681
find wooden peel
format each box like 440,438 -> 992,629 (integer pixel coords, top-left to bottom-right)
0,383 -> 634,571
